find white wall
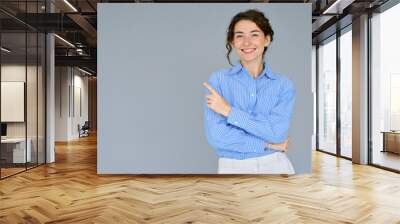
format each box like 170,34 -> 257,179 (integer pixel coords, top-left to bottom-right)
72,73 -> 89,137
55,66 -> 69,141
55,67 -> 89,141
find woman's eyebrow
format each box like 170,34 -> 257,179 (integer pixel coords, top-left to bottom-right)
234,30 -> 261,34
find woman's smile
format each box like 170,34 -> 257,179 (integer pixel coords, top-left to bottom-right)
241,48 -> 256,54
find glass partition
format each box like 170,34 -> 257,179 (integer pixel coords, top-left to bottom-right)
0,31 -> 28,177
27,31 -> 38,169
0,1 -> 46,179
38,32 -> 45,165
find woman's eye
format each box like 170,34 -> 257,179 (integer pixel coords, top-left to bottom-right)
252,34 -> 259,37
235,35 -> 243,38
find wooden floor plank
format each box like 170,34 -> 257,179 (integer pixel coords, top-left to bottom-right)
1,134 -> 400,223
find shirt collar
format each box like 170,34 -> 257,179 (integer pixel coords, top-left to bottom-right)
228,61 -> 277,80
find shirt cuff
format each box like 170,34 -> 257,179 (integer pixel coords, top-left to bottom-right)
227,107 -> 248,130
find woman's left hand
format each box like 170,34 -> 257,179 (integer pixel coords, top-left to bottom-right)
267,139 -> 290,153
203,82 -> 231,117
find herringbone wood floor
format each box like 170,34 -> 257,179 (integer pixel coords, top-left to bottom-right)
1,134 -> 400,224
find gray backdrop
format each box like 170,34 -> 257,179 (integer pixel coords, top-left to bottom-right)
98,3 -> 312,174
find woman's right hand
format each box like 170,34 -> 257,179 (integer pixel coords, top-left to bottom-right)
266,139 -> 289,153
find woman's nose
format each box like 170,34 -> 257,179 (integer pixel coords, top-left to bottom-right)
243,36 -> 251,45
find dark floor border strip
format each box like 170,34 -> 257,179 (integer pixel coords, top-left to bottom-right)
316,149 -> 400,174
0,163 -> 45,180
316,149 -> 352,161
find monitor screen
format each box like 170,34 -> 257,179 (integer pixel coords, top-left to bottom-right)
1,123 -> 7,137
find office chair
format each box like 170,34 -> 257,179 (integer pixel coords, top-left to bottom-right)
79,121 -> 90,138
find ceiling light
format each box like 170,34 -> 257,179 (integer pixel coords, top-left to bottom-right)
1,47 -> 11,53
323,0 -> 342,14
54,34 -> 75,48
78,67 -> 93,76
63,0 -> 78,12
322,0 -> 354,15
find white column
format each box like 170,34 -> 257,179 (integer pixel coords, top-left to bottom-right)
46,1 -> 56,163
46,33 -> 55,163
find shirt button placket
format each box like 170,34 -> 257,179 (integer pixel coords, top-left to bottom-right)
247,80 -> 256,114
250,82 -> 256,108
250,81 -> 255,99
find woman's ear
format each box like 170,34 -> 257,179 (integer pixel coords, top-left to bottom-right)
264,35 -> 271,47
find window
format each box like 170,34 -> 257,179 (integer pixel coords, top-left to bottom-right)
371,3 -> 400,171
317,35 -> 337,154
340,27 -> 352,158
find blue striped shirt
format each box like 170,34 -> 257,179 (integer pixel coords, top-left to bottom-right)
204,62 -> 296,160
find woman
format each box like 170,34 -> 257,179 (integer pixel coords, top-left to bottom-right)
203,9 -> 295,174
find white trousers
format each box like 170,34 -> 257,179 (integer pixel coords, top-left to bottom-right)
218,152 -> 295,174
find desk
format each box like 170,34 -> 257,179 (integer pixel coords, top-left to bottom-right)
1,138 -> 31,163
381,131 -> 400,154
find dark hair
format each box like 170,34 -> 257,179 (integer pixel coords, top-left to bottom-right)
226,9 -> 274,66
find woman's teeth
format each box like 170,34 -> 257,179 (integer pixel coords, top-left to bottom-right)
242,48 -> 255,53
